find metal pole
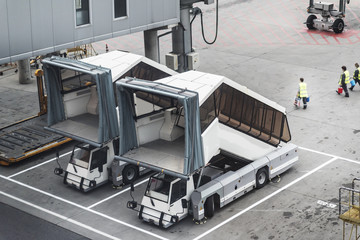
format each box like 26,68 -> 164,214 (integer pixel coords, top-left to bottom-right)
172,4 -> 192,72
144,29 -> 160,63
18,58 -> 32,84
339,0 -> 345,14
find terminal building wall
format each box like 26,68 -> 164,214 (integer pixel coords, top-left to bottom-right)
0,0 -> 180,64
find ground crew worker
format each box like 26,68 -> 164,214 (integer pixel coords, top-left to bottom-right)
298,78 -> 308,109
337,66 -> 350,97
350,63 -> 360,91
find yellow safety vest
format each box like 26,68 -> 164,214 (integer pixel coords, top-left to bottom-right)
353,67 -> 360,80
299,82 -> 308,98
339,70 -> 350,84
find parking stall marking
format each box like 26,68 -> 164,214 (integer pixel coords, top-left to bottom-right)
0,190 -> 122,240
193,156 -> 339,240
0,175 -> 168,240
8,149 -> 75,179
87,178 -> 149,209
2,145 -> 360,240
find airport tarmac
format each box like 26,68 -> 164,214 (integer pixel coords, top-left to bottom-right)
1,0 -> 360,239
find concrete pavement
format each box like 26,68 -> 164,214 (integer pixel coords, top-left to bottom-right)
1,0 -> 360,239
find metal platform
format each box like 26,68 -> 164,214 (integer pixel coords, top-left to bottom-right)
123,138 -> 185,174
0,114 -> 71,165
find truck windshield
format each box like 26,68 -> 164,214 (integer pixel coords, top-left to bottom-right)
145,174 -> 176,203
70,148 -> 91,169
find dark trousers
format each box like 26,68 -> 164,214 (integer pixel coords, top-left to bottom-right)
342,82 -> 349,95
302,97 -> 307,106
355,79 -> 360,86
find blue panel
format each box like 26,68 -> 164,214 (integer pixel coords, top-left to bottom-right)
7,0 -> 32,56
30,0 -> 54,52
0,0 -> 10,59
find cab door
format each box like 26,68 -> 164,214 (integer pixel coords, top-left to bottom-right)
88,147 -> 108,180
169,179 -> 188,217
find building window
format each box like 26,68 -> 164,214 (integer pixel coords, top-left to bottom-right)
76,0 -> 90,26
114,0 -> 127,19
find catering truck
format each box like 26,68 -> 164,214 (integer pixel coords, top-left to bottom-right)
113,71 -> 298,227
42,51 -> 176,192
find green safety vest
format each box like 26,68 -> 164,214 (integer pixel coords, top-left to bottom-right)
345,70 -> 350,83
353,67 -> 360,80
299,82 -> 308,98
339,70 -> 350,84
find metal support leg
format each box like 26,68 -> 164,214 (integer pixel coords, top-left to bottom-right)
18,58 -> 31,84
172,4 -> 192,72
144,29 -> 160,63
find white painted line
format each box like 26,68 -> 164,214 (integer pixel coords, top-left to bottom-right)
298,146 -> 337,158
339,157 -> 360,164
0,175 -> 168,240
299,146 -> 360,164
8,150 -> 73,178
87,178 -> 149,209
193,157 -> 338,240
0,190 -> 122,240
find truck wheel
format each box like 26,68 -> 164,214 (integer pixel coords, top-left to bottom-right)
256,168 -> 268,189
122,165 -> 139,184
333,19 -> 345,34
306,15 -> 317,30
204,195 -> 215,218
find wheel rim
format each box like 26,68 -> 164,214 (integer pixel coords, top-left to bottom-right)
127,168 -> 135,180
338,22 -> 344,31
258,172 -> 266,185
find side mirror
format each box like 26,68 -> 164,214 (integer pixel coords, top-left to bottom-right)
181,199 -> 188,209
98,164 -> 103,173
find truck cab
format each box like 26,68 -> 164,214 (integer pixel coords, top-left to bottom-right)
138,173 -> 193,228
63,142 -> 113,192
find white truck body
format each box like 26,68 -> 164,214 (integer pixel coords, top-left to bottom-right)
44,51 -> 177,191
114,71 -> 298,227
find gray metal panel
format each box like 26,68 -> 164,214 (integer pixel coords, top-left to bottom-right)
129,0 -> 148,28
164,0 -> 180,21
148,0 -> 164,24
30,0 -> 54,53
0,0 -> 10,59
250,156 -> 269,170
7,0 -> 32,56
52,0 -> 75,49
92,0 -> 112,38
0,0 -> 180,64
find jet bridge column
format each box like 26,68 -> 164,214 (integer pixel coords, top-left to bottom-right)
18,58 -> 31,84
170,0 -> 214,73
172,4 -> 192,73
144,29 -> 160,63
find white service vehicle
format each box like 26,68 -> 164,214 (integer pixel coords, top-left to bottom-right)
113,71 -> 299,227
306,0 -> 350,33
43,51 -> 177,192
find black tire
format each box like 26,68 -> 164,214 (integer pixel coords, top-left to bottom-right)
333,18 -> 345,34
256,168 -> 268,189
306,15 -> 317,30
204,195 -> 215,218
122,164 -> 139,184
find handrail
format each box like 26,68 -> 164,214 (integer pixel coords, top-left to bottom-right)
339,186 -> 360,215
